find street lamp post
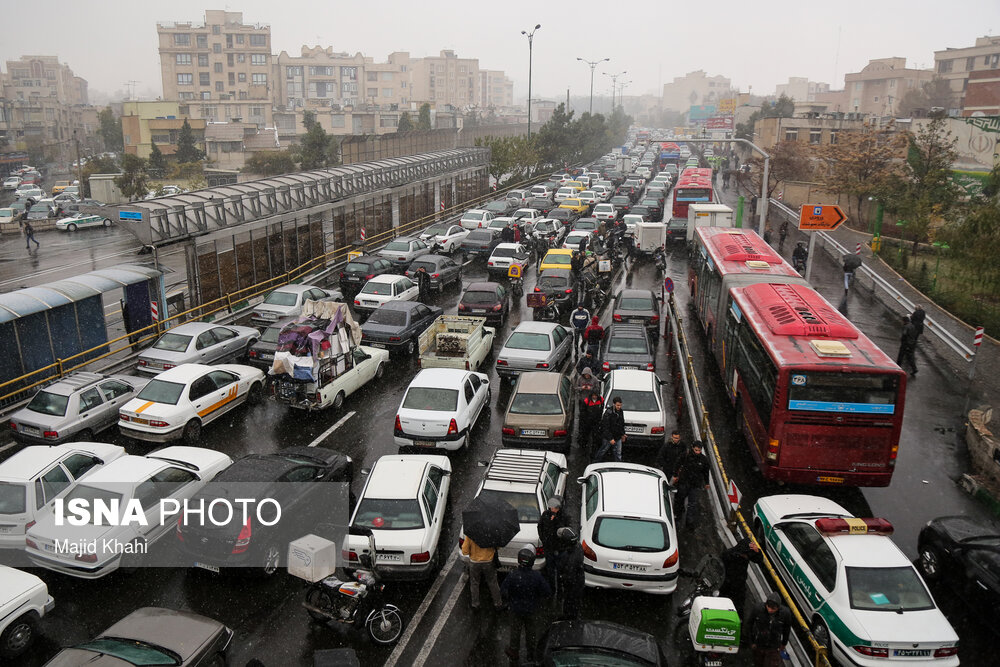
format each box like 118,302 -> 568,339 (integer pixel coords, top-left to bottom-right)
603,70 -> 627,113
576,57 -> 609,114
521,24 -> 541,138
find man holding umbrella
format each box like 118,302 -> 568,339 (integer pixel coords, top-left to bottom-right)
462,494 -> 523,611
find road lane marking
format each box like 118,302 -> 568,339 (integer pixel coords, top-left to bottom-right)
384,546 -> 460,667
0,441 -> 18,455
413,566 -> 467,667
307,410 -> 355,447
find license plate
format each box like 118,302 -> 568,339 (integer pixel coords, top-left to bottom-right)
414,440 -> 435,448
624,425 -> 644,433
611,562 -> 647,572
377,553 -> 401,562
618,365 -> 638,370
195,562 -> 220,573
346,276 -> 360,282
521,429 -> 546,436
370,343 -> 386,349
261,353 -> 274,360
0,526 -> 12,534
131,417 -> 149,425
21,425 -> 40,436
893,649 -> 930,657
43,543 -> 56,552
629,319 -> 643,324
817,476 -> 845,484
364,301 -> 378,306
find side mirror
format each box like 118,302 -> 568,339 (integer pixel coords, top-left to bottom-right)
576,476 -> 588,485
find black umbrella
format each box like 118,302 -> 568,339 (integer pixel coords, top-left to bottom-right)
463,495 -> 521,548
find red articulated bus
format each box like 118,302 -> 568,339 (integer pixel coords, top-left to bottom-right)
687,227 -> 906,487
671,167 -> 713,220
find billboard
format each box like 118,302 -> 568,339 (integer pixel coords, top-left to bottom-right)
718,98 -> 737,115
688,105 -> 717,121
705,117 -> 735,130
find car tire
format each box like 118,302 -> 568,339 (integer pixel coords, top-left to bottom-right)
247,382 -> 263,405
918,543 -> 944,582
67,223 -> 77,231
405,338 -> 416,356
0,612 -> 38,659
183,419 -> 202,443
332,391 -> 345,410
375,362 -> 385,380
102,218 -> 111,227
810,617 -> 832,652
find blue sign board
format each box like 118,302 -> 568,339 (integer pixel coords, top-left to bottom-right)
788,400 -> 895,415
118,211 -> 143,221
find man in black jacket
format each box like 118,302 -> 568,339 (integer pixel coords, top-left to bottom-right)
594,396 -> 626,462
537,496 -> 569,586
555,527 -> 585,620
746,593 -> 792,667
672,441 -> 710,528
719,537 -> 764,614
501,547 -> 552,664
415,266 -> 431,302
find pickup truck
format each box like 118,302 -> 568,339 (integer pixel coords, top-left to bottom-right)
418,315 -> 496,371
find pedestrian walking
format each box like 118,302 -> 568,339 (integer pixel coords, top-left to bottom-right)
762,227 -> 773,245
746,593 -> 792,667
571,304 -> 591,355
749,195 -> 758,224
896,315 -> 918,376
580,391 -> 604,457
461,535 -> 503,611
513,224 -> 522,243
501,225 -> 515,244
415,266 -> 431,302
576,367 -> 601,400
719,537 -> 764,615
671,441 -> 710,528
578,233 -> 589,254
576,350 -> 597,376
583,316 -> 605,358
537,496 -> 569,588
655,430 -> 684,477
570,250 -> 584,281
778,221 -> 788,249
722,170 -> 731,190
554,527 -> 585,620
501,547 -> 552,665
595,396 -> 626,462
24,221 -> 39,250
911,304 -> 926,340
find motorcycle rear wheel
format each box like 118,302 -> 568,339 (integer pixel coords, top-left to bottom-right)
368,606 -> 405,644
305,587 -> 336,622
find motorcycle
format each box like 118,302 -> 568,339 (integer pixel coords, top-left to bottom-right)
653,246 -> 666,276
673,555 -> 738,667
792,253 -> 807,274
527,291 -> 560,322
301,527 -> 405,645
508,262 -> 525,297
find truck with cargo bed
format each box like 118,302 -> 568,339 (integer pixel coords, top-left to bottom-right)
418,315 -> 495,371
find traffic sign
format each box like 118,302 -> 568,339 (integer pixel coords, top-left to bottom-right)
798,204 -> 847,231
974,326 -> 985,347
664,277 -> 674,293
726,479 -> 742,511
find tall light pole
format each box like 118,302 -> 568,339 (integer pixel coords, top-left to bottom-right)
603,70 -> 627,113
577,57 -> 609,114
521,24 -> 541,138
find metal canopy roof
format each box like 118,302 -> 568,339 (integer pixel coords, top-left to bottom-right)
112,148 -> 489,247
0,264 -> 161,323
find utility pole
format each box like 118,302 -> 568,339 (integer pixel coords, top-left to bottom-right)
74,130 -> 83,195
577,57 -> 609,114
603,70 -> 627,113
521,25 -> 541,138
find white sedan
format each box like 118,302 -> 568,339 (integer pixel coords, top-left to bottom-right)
347,454 -> 452,579
459,209 -> 493,230
353,275 -> 419,315
25,447 -> 232,579
0,566 -> 53,659
394,368 -> 490,451
54,213 -> 111,232
118,363 -> 265,443
563,231 -> 592,250
753,495 -> 960,666
593,203 -> 618,222
512,208 -> 542,223
486,243 -> 531,277
419,223 -> 469,252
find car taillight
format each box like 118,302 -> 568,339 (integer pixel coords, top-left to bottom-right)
534,286 -> 541,292
447,418 -> 458,435
340,272 -> 346,278
120,414 -> 130,422
934,648 -> 959,658
344,549 -> 359,562
766,438 -> 779,461
75,552 -> 98,563
650,315 -> 659,323
137,359 -> 147,367
565,288 -> 573,294
651,426 -> 664,434
432,273 -> 440,279
496,359 -> 507,366
536,362 -> 549,369
411,551 -> 431,564
248,349 -> 258,358
581,540 -> 597,561
487,262 -> 493,266
458,303 -> 467,311
163,364 -> 175,370
492,304 -> 503,311
502,427 -> 515,435
554,429 -> 567,437
232,518 -> 252,554
613,314 -> 622,322
176,516 -> 185,541
458,536 -> 465,548
853,646 -> 889,658
646,362 -> 655,371
602,362 -> 610,371
151,420 -> 171,428
389,336 -> 401,342
889,444 -> 899,467
24,521 -> 35,533
8,421 -> 16,431
43,430 -> 58,440
354,300 -> 361,306
394,415 -> 403,434
662,551 -> 679,568
365,274 -> 375,280
25,536 -> 37,550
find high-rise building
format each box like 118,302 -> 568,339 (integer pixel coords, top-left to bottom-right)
409,50 -> 480,110
273,47 -> 412,112
843,58 -> 933,117
157,10 -> 273,127
934,36 -> 1000,115
478,70 -> 514,109
661,70 -> 733,113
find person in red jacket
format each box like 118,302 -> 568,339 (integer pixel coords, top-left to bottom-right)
583,316 -> 604,358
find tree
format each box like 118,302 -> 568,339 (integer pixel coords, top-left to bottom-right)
115,153 -> 151,201
924,76 -> 956,112
80,155 -> 118,198
98,107 -> 123,152
475,136 -> 516,186
297,110 -> 332,170
397,112 -> 414,133
534,103 -> 576,168
174,119 -> 204,163
244,150 -> 297,176
738,140 -> 812,198
416,103 -> 432,131
897,87 -> 930,118
148,142 -> 167,176
736,95 -> 794,141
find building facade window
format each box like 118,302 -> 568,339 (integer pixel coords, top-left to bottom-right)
213,44 -> 222,53
196,34 -> 208,48
784,129 -> 798,141
227,54 -> 234,67
249,34 -> 266,46
342,81 -> 358,94
829,131 -> 838,145
174,33 -> 191,46
967,57 -> 977,71
238,73 -> 247,82
331,115 -> 345,128
177,73 -> 193,85
214,63 -> 223,73
212,25 -> 220,35
310,66 -> 333,76
251,54 -> 267,66
367,87 -> 378,97
809,129 -> 821,144
382,88 -> 393,98
201,91 -> 212,100
286,66 -> 302,78
341,67 -> 358,80
228,73 -> 235,85
215,81 -> 224,92
380,115 -> 398,128
226,34 -> 233,49
987,54 -> 1000,68
236,34 -> 244,44
888,79 -> 896,88
381,72 -> 394,81
179,91 -> 194,100
252,73 -> 267,85
287,81 -> 303,100
250,106 -> 263,117
938,59 -> 953,73
200,72 -> 211,86
176,53 -> 192,65
367,72 -> 378,82
237,54 -> 245,63
198,54 -> 209,67
308,82 -> 332,98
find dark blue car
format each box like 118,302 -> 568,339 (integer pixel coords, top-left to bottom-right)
360,301 -> 443,356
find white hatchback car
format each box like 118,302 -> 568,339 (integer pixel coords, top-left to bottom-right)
601,370 -> 668,451
459,209 -> 493,231
578,462 -> 679,594
393,368 -> 490,451
118,363 -> 265,443
487,243 -> 531,277
25,447 -> 232,579
0,566 -> 54,659
0,442 -> 126,549
753,495 -> 960,666
593,203 -> 618,222
353,275 -> 419,315
347,454 -> 452,579
562,231 -> 591,250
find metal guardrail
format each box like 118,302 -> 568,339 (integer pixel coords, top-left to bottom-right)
767,199 -> 977,363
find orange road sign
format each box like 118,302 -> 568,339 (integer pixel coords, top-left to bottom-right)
798,204 -> 847,231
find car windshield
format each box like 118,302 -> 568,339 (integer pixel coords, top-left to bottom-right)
63,484 -> 125,509
152,333 -> 192,352
402,387 -> 458,411
361,282 -> 392,295
509,392 -> 563,415
538,275 -> 569,290
608,336 -> 649,355
613,389 -> 660,412
27,390 -> 69,416
344,261 -> 373,273
463,212 -> 484,221
492,247 -> 521,258
409,261 -> 436,273
424,225 -> 448,236
354,498 -> 425,530
575,221 -> 596,229
384,241 -> 410,252
466,232 -> 492,242
847,566 -> 935,612
463,291 -> 498,305
619,297 -> 654,311
366,309 -> 407,326
477,489 -> 540,523
263,291 -> 298,306
136,379 -> 186,406
0,482 -> 27,515
505,332 -> 552,351
261,326 -> 283,344
544,254 -> 571,266
595,205 -> 613,212
73,638 -> 180,666
611,197 -> 630,206
594,517 -> 669,552
486,202 -> 507,212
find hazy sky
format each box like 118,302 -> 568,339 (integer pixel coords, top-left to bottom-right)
5,0 -> 1000,104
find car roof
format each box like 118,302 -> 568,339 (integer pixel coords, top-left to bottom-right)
514,371 -> 563,393
618,288 -> 656,300
410,367 -> 473,387
539,268 -> 572,279
593,464 -> 665,516
162,322 -> 226,335
493,243 -> 522,251
605,369 -> 657,391
271,284 -> 319,294
146,363 -> 218,382
484,449 -> 565,486
379,300 -> 423,312
0,443 -> 120,481
511,321 -> 563,335
465,282 -> 501,292
39,371 -> 105,395
463,209 -> 487,215
366,274 -> 401,284
365,456 -> 438,498
608,324 -> 647,338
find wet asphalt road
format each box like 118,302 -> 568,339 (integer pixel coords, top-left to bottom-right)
1,199 -> 997,665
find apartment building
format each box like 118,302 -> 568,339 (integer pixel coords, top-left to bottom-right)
273,47 -> 412,113
409,50 -> 480,109
121,101 -> 206,159
754,115 -> 869,151
934,35 -> 1000,114
157,10 -> 273,127
3,56 -> 88,106
774,77 -> 830,102
661,70 -> 733,113
479,70 -> 514,109
843,57 -> 933,117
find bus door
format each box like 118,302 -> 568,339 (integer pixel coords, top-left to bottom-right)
722,297 -> 742,391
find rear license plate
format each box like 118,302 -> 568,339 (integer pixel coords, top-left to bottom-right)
893,650 -> 930,657
261,353 -> 274,360
521,429 -> 546,436
346,276 -> 360,282
195,562 -> 220,573
414,440 -> 435,448
364,301 -> 378,306
611,562 -> 647,572
618,365 -> 637,370
817,476 -> 845,484
629,319 -> 643,324
131,417 -> 149,425
21,425 -> 40,436
43,543 -> 56,552
0,526 -> 12,534
377,553 -> 401,562
624,425 -> 644,433
370,343 -> 386,349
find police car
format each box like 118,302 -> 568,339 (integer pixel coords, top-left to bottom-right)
752,495 -> 959,667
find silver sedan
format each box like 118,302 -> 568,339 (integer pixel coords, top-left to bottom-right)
136,322 -> 260,375
377,237 -> 432,269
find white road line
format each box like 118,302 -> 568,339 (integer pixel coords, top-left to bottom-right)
0,441 -> 19,455
384,547 -> 461,667
307,411 -> 355,447
412,567 -> 468,667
